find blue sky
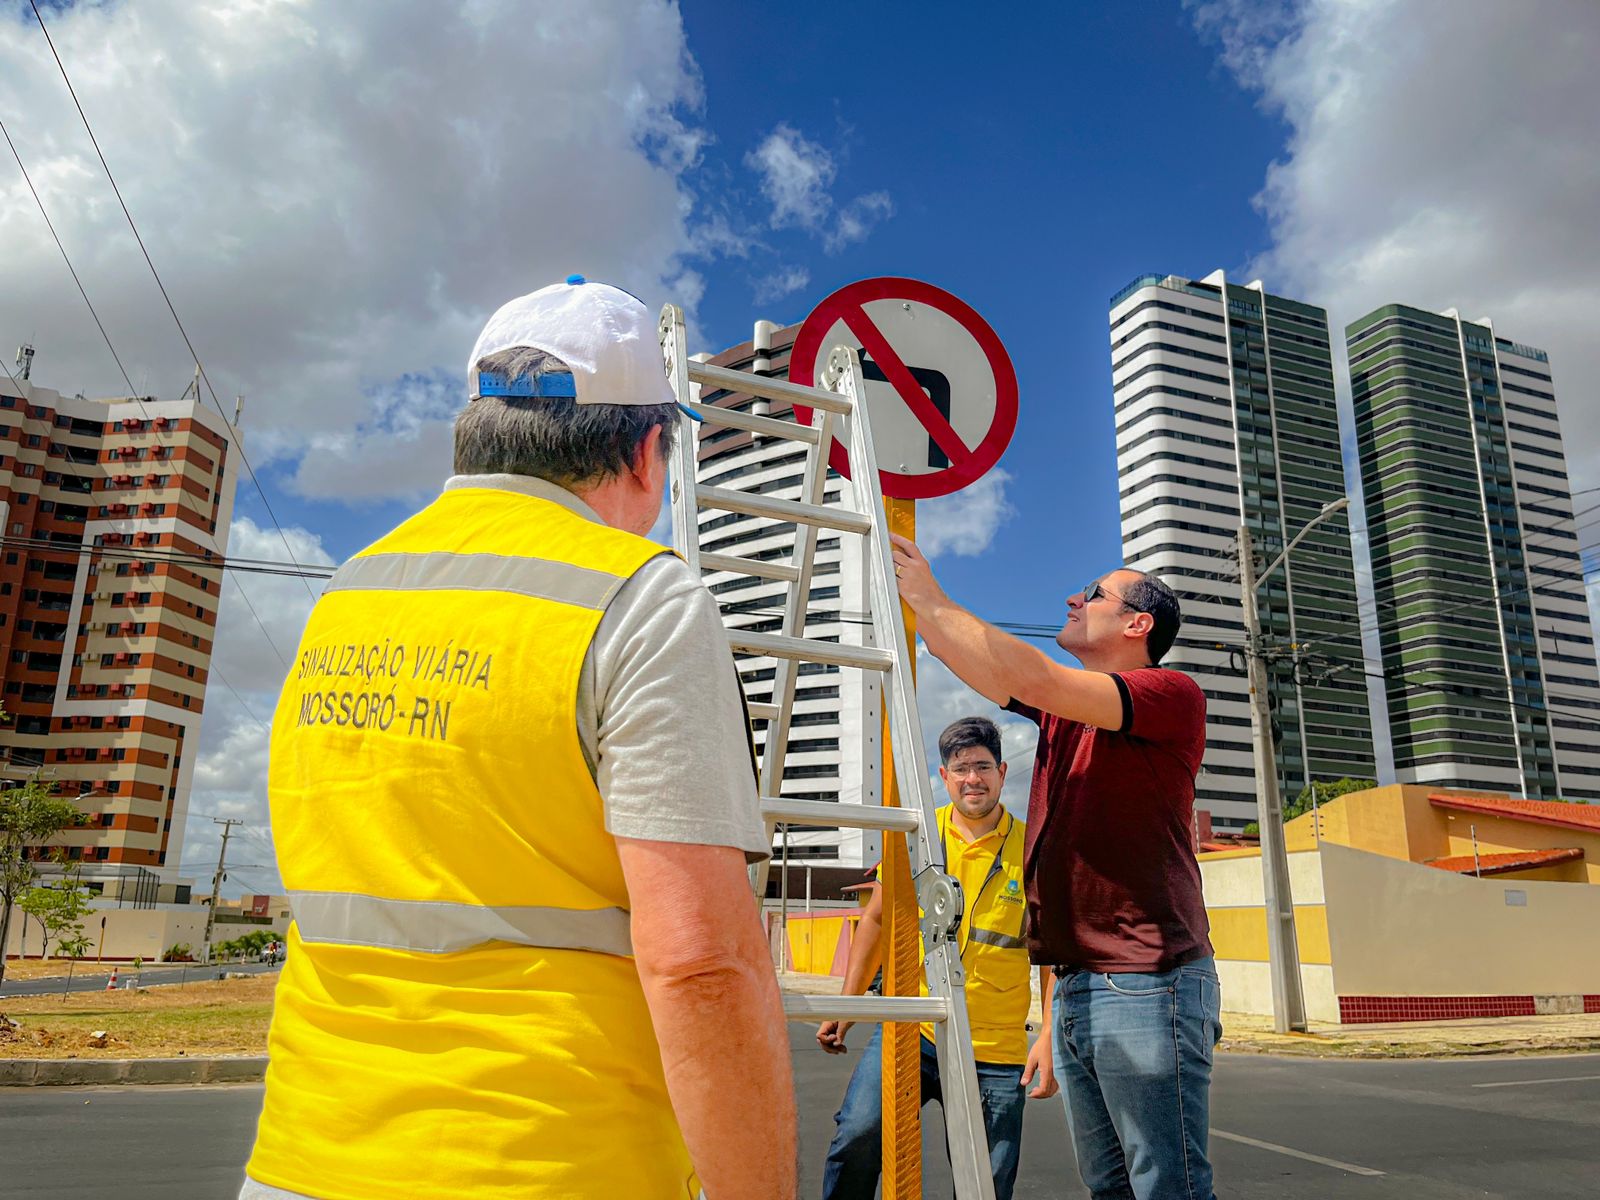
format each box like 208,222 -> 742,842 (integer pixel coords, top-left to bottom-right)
5,0 -> 1598,888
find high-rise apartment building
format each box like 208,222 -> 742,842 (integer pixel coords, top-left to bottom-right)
0,360 -> 236,877
1110,272 -> 1373,830
694,321 -> 880,887
1347,304 -> 1600,799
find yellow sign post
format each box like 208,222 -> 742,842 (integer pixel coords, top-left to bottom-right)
880,495 -> 921,1199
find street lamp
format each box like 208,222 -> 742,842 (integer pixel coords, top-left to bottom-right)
1237,495 -> 1349,1034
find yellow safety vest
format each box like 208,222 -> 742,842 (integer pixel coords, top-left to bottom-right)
246,482 -> 699,1200
884,805 -> 1030,1063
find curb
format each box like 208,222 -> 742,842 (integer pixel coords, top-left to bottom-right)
0,1055 -> 267,1086
1220,1036 -> 1600,1060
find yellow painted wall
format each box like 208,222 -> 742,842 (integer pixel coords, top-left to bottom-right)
784,912 -> 855,975
1206,904 -> 1330,966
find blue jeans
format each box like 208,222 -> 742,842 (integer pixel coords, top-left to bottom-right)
821,1027 -> 1026,1200
1051,958 -> 1223,1200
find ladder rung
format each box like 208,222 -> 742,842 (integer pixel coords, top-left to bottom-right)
729,630 -> 893,671
746,702 -> 780,721
700,551 -> 801,583
782,994 -> 949,1023
689,402 -> 822,445
698,486 -> 871,535
762,796 -> 919,832
689,360 -> 852,415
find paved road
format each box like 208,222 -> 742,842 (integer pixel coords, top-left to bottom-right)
3,1037 -> 1597,1197
0,961 -> 280,1000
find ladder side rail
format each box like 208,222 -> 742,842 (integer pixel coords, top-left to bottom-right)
659,305 -> 701,576
824,345 -> 997,1200
823,346 -> 944,870
757,406 -> 837,801
753,406 -> 836,900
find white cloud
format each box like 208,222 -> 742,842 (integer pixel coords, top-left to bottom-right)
746,123 -> 837,230
0,1 -> 708,503
1193,0 -> 1600,489
825,191 -> 894,253
753,265 -> 810,304
744,122 -> 894,253
916,468 -> 1016,558
181,517 -> 336,893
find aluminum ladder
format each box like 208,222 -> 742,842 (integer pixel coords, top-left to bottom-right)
659,305 -> 996,1200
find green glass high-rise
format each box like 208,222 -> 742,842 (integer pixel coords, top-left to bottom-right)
1348,304 -> 1600,798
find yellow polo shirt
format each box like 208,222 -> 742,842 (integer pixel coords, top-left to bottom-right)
880,804 -> 1030,1064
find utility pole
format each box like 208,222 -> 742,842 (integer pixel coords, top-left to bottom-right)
1237,523 -> 1308,1034
201,818 -> 243,964
1237,496 -> 1348,1035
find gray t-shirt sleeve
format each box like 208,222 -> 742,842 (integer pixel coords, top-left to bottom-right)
578,554 -> 770,863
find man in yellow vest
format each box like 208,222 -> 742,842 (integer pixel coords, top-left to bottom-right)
816,716 -> 1056,1200
241,277 -> 796,1200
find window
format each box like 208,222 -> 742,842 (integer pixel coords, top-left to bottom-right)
25,434 -> 40,448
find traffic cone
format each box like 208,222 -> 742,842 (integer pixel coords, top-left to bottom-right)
105,966 -> 119,991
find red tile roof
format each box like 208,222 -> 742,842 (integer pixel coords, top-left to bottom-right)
1428,792 -> 1600,834
1424,847 -> 1584,877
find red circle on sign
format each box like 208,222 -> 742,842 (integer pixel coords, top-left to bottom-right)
789,277 -> 1018,500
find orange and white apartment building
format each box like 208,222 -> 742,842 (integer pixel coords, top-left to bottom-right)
0,362 -> 236,887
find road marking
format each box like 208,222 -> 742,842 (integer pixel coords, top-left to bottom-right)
1472,1074 -> 1600,1090
1212,1130 -> 1386,1177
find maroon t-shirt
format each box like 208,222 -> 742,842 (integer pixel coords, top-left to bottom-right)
1009,667 -> 1212,972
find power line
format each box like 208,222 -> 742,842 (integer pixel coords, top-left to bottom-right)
0,531 -> 333,580
28,0 -> 319,604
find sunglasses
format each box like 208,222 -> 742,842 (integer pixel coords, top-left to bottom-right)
1080,580 -> 1149,613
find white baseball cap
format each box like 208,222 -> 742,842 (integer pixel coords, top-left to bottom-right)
466,275 -> 698,420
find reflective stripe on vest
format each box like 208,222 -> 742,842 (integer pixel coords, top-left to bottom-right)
290,890 -> 634,958
966,926 -> 1026,951
325,551 -> 629,610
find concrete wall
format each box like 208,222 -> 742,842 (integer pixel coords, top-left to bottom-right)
1320,842 -> 1600,997
5,904 -> 208,962
1198,849 -> 1339,1022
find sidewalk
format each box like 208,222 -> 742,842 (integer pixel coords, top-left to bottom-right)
778,972 -> 1600,1059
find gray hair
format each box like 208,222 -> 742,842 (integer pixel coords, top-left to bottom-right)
455,347 -> 678,488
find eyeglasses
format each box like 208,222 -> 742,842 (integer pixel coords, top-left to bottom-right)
945,761 -> 998,778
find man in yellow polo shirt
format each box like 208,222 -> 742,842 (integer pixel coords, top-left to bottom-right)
817,716 -> 1056,1200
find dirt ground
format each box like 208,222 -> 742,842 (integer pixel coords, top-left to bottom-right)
0,974 -> 276,1059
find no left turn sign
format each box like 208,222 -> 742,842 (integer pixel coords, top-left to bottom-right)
789,277 -> 1018,500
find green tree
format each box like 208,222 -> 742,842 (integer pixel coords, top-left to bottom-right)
1243,778 -> 1376,837
0,775 -> 84,987
18,857 -> 93,961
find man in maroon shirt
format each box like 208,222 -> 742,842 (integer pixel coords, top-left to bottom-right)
891,534 -> 1221,1200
